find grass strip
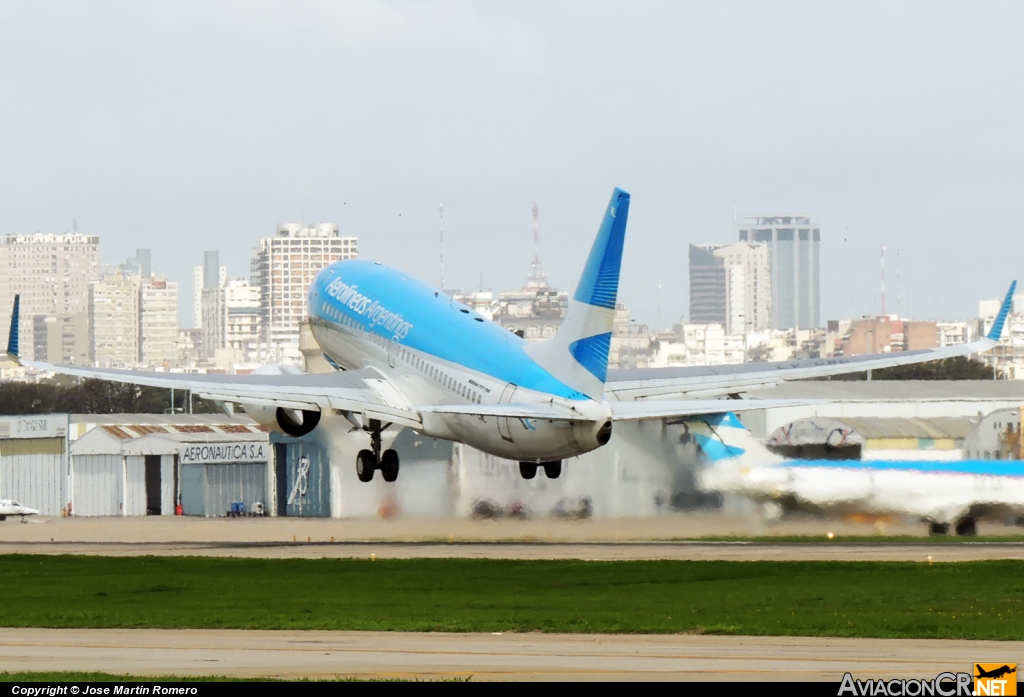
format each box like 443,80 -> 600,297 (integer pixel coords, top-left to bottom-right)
1,555 -> 1023,639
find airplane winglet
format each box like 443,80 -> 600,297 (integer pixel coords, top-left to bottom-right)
5,294 -> 20,364
987,281 -> 1017,341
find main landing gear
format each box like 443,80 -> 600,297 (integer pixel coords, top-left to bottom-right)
519,461 -> 562,480
356,419 -> 400,483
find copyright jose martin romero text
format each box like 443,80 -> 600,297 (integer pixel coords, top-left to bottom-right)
12,688 -> 198,695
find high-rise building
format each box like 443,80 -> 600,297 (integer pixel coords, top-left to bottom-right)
32,314 -> 90,365
688,242 -> 770,335
192,252 -> 226,329
139,276 -> 179,367
0,232 -> 100,360
121,249 -> 151,279
89,273 -> 141,368
737,215 -> 820,329
251,223 -> 357,363
201,278 -> 261,361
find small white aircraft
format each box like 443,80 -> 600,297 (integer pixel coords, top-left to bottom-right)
0,499 -> 39,521
690,411 -> 1024,535
3,188 -> 1015,484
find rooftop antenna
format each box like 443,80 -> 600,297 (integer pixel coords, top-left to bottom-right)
880,243 -> 886,317
896,247 -> 901,319
656,284 -> 663,329
524,202 -> 549,290
439,203 -> 445,291
72,218 -> 77,232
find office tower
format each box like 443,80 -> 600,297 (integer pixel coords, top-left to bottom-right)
121,249 -> 152,279
250,223 -> 357,363
202,278 -> 261,361
0,232 -> 100,360
89,274 -> 141,368
32,314 -> 90,365
688,242 -> 770,335
139,276 -> 179,366
192,252 -> 226,329
737,215 -> 820,329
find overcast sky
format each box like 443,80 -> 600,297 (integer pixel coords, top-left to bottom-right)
1,1 -> 1022,327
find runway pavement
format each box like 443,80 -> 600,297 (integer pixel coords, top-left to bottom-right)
1,629 -> 1017,681
1,515 -> 1023,560
2,539 -> 1024,561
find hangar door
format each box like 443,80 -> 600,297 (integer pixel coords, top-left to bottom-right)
180,462 -> 267,517
277,441 -> 330,517
0,438 -> 66,516
72,454 -> 122,517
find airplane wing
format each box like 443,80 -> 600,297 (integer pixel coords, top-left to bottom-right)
606,281 -> 1016,401
16,359 -> 424,428
608,399 -> 825,421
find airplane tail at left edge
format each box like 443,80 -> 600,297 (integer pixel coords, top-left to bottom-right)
525,188 -> 630,400
5,294 -> 19,362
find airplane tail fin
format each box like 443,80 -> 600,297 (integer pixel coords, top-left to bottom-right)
5,294 -> 19,363
987,280 -> 1017,341
683,412 -> 785,467
525,188 -> 630,400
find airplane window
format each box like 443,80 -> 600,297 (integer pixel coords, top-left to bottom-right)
474,317 -> 484,322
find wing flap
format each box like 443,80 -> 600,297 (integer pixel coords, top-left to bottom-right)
418,403 -> 589,421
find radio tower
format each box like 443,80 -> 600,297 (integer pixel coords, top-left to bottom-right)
439,203 -> 445,291
524,202 -> 549,290
880,243 -> 886,317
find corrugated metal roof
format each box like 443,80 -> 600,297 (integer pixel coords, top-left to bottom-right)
101,425 -> 134,440
71,414 -> 258,425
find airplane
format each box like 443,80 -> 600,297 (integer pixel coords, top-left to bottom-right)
689,410 -> 1024,535
976,666 -> 1016,680
3,188 -> 1016,484
0,499 -> 39,521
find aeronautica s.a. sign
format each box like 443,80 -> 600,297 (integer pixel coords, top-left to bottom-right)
178,442 -> 267,465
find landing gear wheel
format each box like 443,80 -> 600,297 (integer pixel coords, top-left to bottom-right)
929,522 -> 950,535
955,517 -> 977,536
356,449 -> 376,482
381,449 -> 400,483
519,462 -> 537,480
543,461 -> 562,479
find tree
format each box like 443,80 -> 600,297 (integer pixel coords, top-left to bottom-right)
0,377 -> 223,415
823,356 -> 1001,381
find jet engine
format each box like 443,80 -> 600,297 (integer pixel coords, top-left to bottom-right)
232,364 -> 322,437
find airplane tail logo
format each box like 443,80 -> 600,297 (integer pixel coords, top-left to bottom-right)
526,188 -> 629,400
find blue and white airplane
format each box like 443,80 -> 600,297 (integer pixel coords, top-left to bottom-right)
4,188 -> 1016,484
689,411 -> 1024,535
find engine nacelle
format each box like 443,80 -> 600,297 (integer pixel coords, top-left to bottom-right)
234,364 -> 322,437
571,418 -> 613,454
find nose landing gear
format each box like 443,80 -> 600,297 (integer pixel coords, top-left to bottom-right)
354,419 -> 400,483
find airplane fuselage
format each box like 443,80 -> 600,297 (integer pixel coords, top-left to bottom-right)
715,458 -> 1024,524
306,259 -> 612,461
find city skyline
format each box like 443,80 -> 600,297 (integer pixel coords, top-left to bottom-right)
1,3 -> 1022,329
